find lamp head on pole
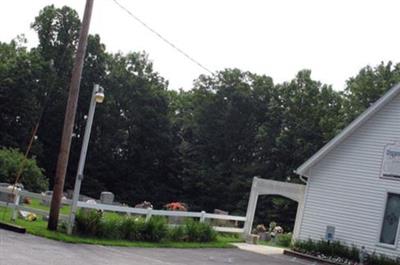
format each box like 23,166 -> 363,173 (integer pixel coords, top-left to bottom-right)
95,85 -> 105,103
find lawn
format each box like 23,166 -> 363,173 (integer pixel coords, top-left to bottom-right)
0,204 -> 243,248
27,197 -> 71,215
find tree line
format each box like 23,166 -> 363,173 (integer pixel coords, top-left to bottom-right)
2,5 -> 400,229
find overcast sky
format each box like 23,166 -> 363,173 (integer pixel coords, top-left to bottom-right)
1,0 -> 400,90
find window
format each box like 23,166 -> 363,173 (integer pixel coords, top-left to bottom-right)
380,193 -> 400,245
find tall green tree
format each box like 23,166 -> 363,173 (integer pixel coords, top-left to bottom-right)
274,70 -> 343,180
80,52 -> 179,206
249,71 -> 344,231
0,39 -> 45,154
31,5 -> 81,187
177,69 -> 279,212
343,61 -> 400,123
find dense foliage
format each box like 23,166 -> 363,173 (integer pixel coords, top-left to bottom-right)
74,210 -> 216,243
0,148 -> 48,192
2,5 -> 400,230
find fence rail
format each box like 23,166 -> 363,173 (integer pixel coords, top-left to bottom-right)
0,186 -> 245,234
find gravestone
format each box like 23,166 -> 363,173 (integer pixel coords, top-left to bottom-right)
100,191 -> 114,204
213,209 -> 231,226
0,183 -> 13,203
214,209 -> 229,215
41,191 -> 68,206
41,191 -> 53,206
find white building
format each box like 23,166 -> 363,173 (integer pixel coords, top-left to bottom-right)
295,84 -> 400,257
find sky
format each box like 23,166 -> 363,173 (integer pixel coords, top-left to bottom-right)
1,0 -> 400,91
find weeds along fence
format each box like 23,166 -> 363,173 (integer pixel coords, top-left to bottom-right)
0,186 -> 246,234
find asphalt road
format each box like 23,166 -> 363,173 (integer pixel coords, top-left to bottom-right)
0,229 -> 317,265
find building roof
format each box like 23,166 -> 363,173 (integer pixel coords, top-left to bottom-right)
295,83 -> 400,177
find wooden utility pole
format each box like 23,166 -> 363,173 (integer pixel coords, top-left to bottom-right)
48,0 -> 94,230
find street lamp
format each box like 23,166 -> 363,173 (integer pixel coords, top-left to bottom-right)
67,84 -> 104,234
95,86 -> 104,103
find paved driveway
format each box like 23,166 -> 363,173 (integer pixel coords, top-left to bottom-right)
0,229 -> 317,265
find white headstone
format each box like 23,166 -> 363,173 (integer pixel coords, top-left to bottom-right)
100,191 -> 114,204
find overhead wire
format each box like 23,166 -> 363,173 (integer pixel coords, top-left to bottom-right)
111,0 -> 213,75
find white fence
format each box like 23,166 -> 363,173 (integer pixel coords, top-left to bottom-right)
0,186 -> 246,234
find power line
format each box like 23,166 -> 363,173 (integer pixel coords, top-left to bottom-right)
111,0 -> 213,74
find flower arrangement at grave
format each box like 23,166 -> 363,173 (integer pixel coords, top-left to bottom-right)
134,201 -> 153,209
164,202 -> 188,211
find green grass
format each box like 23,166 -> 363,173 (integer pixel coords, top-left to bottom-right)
0,206 -> 243,248
21,197 -> 71,215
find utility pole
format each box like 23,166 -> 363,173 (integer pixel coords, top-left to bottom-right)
48,0 -> 94,231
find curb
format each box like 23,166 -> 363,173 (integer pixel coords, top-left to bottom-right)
0,221 -> 26,234
283,249 -> 342,265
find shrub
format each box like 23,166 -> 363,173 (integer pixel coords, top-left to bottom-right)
293,239 -> 359,261
74,212 -> 218,243
168,225 -> 186,242
184,219 -> 217,242
0,148 -> 48,192
120,217 -> 145,241
75,209 -> 103,236
98,216 -> 122,239
276,233 -> 292,247
140,216 -> 168,242
368,252 -> 400,265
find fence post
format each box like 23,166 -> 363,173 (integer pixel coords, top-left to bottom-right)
145,208 -> 152,222
12,190 -> 20,221
200,211 -> 206,223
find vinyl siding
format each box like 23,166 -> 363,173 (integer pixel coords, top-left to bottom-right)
299,93 -> 400,257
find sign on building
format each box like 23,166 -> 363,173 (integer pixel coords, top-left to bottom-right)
325,226 -> 335,241
381,144 -> 400,179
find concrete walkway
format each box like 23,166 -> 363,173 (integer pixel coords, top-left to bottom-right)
233,243 -> 284,255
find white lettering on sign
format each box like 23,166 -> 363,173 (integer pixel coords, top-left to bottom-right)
382,144 -> 400,179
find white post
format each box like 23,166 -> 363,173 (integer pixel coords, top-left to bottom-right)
243,177 -> 259,238
145,208 -> 152,222
200,211 -> 206,223
67,84 -> 99,234
292,193 -> 305,240
12,190 -> 20,221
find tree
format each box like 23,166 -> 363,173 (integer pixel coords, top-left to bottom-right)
343,61 -> 400,123
79,51 -> 179,206
31,5 -> 80,82
177,69 -> 278,212
31,5 -> 82,187
0,39 -> 45,156
0,148 -> 48,192
274,70 -> 343,180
